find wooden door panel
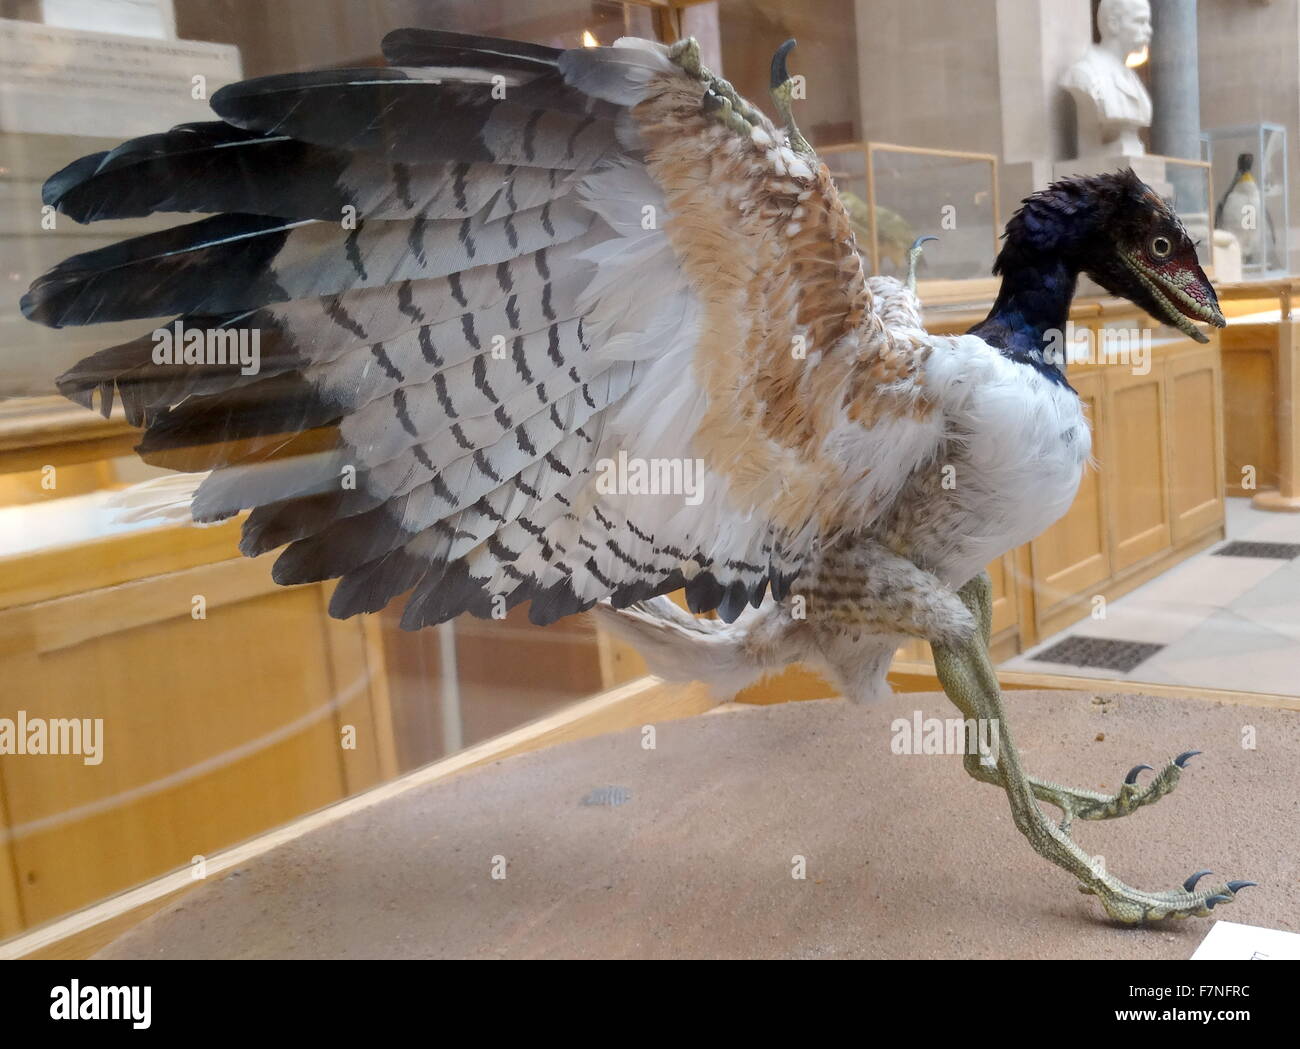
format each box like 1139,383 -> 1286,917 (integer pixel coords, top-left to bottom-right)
1106,366 -> 1171,572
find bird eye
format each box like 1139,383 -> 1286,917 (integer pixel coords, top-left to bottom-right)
1150,235 -> 1172,259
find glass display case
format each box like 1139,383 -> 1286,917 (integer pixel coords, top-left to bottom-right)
821,142 -> 1000,288
1206,123 -> 1288,277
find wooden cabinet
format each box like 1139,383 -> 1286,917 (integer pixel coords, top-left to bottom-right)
1104,362 -> 1172,572
1221,322 -> 1280,496
1216,281 -> 1300,509
1167,345 -> 1227,543
0,521 -> 398,936
986,550 -> 1017,638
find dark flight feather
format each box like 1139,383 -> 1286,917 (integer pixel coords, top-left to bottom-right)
380,27 -> 560,71
22,213 -> 297,328
211,67 -> 619,168
43,121 -> 547,225
26,29 -> 784,631
24,197 -> 594,326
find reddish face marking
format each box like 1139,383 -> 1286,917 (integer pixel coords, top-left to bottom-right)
1140,228 -> 1220,320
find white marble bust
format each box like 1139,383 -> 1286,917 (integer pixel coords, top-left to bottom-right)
1061,0 -> 1153,157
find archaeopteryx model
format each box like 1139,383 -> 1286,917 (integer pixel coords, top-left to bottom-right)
23,30 -> 1249,923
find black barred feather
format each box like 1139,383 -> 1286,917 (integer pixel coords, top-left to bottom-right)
22,213 -> 297,328
26,28 -> 803,634
46,123 -> 337,222
59,230 -> 601,426
270,364 -> 633,582
306,269 -> 588,420
53,312 -> 293,427
341,315 -> 597,467
328,546 -> 431,618
187,274 -> 590,525
330,429 -> 601,618
24,197 -> 594,327
45,120 -> 570,225
264,232 -> 601,364
134,372 -> 338,459
211,68 -> 619,168
400,558 -> 498,625
262,365 -> 623,571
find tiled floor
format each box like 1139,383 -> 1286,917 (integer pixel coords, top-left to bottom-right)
1001,498 -> 1300,696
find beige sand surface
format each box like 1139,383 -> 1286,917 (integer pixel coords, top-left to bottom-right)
99,690 -> 1299,959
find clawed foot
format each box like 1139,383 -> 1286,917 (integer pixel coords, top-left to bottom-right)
1024,745 -> 1258,924
933,572 -> 1258,925
978,746 -> 1259,920
1033,749 -> 1201,833
1079,868 -> 1257,924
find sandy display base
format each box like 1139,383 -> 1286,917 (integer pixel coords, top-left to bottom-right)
99,689 -> 1298,959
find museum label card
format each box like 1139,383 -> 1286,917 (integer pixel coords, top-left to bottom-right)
41,0 -> 176,40
1191,920 -> 1300,960
0,17 -> 240,138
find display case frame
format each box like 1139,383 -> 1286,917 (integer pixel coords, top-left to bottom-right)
1206,122 -> 1289,279
820,141 -> 1001,302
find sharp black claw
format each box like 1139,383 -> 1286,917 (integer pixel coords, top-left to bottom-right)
1206,893 -> 1232,909
1174,750 -> 1202,768
1227,880 -> 1258,893
770,38 -> 797,89
1125,763 -> 1154,784
1183,869 -> 1213,892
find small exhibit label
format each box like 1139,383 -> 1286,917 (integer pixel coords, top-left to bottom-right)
1191,920 -> 1300,960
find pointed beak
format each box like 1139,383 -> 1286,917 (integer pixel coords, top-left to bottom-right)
1118,250 -> 1226,343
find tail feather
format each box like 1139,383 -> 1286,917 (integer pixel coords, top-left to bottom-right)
593,595 -> 903,704
591,597 -> 793,700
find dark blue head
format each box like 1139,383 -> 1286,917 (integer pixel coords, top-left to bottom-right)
972,169 -> 1225,383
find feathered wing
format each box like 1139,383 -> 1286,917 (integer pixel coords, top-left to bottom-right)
24,30 -> 945,628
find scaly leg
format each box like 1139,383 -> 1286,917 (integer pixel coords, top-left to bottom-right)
951,573 -> 1200,831
931,572 -> 1255,923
